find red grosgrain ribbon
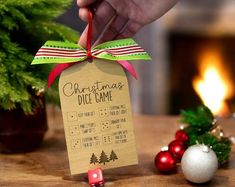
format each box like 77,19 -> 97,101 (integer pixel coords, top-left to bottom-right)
32,10 -> 151,88
86,10 -> 93,62
117,60 -> 137,79
48,9 -> 94,88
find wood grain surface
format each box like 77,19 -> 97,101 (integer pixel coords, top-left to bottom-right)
0,105 -> 234,187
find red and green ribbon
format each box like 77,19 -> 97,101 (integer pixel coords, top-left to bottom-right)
31,10 -> 151,87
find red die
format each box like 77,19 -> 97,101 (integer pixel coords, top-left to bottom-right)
88,168 -> 104,187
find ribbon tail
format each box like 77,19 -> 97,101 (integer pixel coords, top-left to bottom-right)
117,60 -> 137,79
48,63 -> 74,88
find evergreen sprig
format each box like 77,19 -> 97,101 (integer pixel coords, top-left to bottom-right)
0,0 -> 78,113
180,105 -> 232,165
180,106 -> 214,133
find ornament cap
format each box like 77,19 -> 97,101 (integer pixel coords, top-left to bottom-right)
201,145 -> 209,153
161,146 -> 169,151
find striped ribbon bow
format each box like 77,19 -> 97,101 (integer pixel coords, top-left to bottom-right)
31,38 -> 151,88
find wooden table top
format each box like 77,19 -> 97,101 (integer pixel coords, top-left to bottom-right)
0,106 -> 235,187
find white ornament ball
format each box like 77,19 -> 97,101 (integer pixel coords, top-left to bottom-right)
181,144 -> 218,184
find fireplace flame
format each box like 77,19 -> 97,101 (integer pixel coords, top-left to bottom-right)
193,48 -> 233,116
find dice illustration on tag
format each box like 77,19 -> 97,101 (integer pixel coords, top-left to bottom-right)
67,111 -> 78,122
99,108 -> 109,117
71,138 -> 81,150
69,125 -> 80,136
101,121 -> 110,131
102,134 -> 112,145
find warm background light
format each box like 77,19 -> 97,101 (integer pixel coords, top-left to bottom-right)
193,48 -> 234,116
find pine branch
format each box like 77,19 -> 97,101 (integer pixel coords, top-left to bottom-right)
181,105 -> 232,165
2,0 -> 71,20
180,105 -> 214,133
0,0 -> 78,113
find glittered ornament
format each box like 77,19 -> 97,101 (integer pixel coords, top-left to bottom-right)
181,144 -> 218,184
175,130 -> 189,142
154,151 -> 176,172
168,140 -> 186,160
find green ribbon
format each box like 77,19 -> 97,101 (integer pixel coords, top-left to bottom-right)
32,38 -> 151,65
31,38 -> 151,87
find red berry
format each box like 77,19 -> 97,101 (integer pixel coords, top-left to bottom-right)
154,151 -> 176,172
168,140 -> 186,160
175,130 -> 189,142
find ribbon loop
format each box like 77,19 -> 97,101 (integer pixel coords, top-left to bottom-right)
86,9 -> 93,63
86,10 -> 93,54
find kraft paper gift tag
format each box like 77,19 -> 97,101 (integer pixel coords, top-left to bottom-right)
59,59 -> 138,174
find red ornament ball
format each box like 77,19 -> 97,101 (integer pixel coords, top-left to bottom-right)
154,151 -> 177,172
168,140 -> 186,160
175,130 -> 189,142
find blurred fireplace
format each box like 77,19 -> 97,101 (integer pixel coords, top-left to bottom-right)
168,32 -> 235,115
159,0 -> 235,115
105,0 -> 235,115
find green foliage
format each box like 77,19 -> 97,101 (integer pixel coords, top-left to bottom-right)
181,105 -> 232,165
181,106 -> 214,133
198,134 -> 231,165
197,133 -> 218,146
0,0 -> 78,113
212,138 -> 231,165
184,126 -> 204,145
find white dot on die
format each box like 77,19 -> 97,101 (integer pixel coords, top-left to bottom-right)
93,173 -> 98,178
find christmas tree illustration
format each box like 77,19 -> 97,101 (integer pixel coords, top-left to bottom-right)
90,153 -> 98,165
109,150 -> 118,161
99,150 -> 109,165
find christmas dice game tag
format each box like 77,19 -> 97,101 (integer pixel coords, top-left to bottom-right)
31,10 -> 151,176
59,59 -> 138,174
